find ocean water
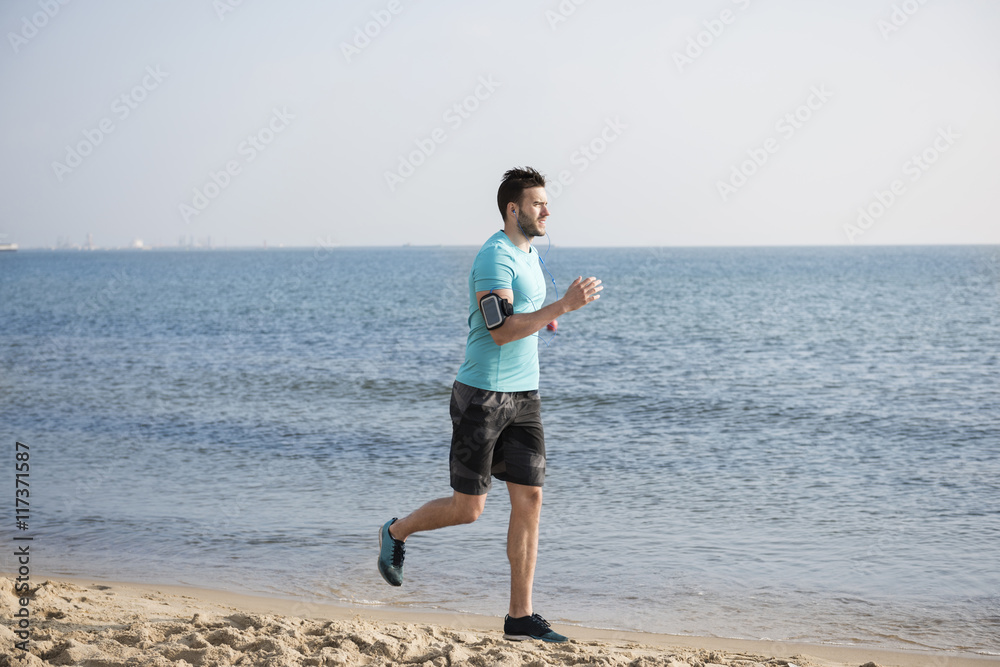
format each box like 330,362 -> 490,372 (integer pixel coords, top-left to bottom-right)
1,245 -> 998,655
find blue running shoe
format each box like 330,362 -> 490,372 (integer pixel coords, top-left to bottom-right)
377,518 -> 405,586
503,613 -> 568,643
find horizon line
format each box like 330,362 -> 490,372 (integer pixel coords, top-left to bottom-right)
7,241 -> 1000,252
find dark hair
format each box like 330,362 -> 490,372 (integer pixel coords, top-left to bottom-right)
497,167 -> 546,219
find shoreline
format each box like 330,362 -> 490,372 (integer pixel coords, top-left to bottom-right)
2,574 -> 997,667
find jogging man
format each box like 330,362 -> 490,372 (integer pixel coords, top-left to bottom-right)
377,166 -> 603,642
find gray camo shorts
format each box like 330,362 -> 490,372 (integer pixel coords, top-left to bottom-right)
448,380 -> 546,496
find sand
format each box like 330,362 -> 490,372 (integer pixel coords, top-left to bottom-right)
1,577 -> 996,667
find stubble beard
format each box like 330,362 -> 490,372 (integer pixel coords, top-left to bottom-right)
517,212 -> 546,239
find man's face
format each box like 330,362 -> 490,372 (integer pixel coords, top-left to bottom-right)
516,186 -> 550,238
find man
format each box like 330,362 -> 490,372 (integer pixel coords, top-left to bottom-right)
377,166 -> 603,642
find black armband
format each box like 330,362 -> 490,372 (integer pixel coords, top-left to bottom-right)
479,292 -> 514,330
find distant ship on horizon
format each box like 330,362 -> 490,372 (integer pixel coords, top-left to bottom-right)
0,242 -> 17,251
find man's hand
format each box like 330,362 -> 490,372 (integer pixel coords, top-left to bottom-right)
476,276 -> 602,346
560,276 -> 603,312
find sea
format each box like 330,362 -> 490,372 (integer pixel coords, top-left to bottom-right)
1,245 -> 998,655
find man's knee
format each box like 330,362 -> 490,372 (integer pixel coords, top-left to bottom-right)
453,492 -> 486,524
510,484 -> 543,513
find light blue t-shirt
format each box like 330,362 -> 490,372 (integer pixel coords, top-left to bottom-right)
455,230 -> 547,392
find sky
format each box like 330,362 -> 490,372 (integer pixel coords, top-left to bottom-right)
1,0 -> 998,248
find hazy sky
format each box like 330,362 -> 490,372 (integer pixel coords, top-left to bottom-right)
1,1 -> 998,248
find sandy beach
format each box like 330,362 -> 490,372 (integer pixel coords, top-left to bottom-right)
1,576 -> 995,667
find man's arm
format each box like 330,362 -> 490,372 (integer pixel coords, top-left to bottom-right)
477,276 -> 602,347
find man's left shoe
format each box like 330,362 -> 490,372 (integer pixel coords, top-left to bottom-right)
502,613 -> 568,643
377,518 -> 405,586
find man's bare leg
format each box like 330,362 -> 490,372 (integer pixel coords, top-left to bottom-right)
505,482 -> 543,618
390,490 -> 486,541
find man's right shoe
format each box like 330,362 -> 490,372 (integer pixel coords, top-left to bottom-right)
377,518 -> 405,586
503,613 -> 568,643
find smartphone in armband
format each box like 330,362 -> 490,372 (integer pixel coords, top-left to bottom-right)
480,292 -> 513,330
